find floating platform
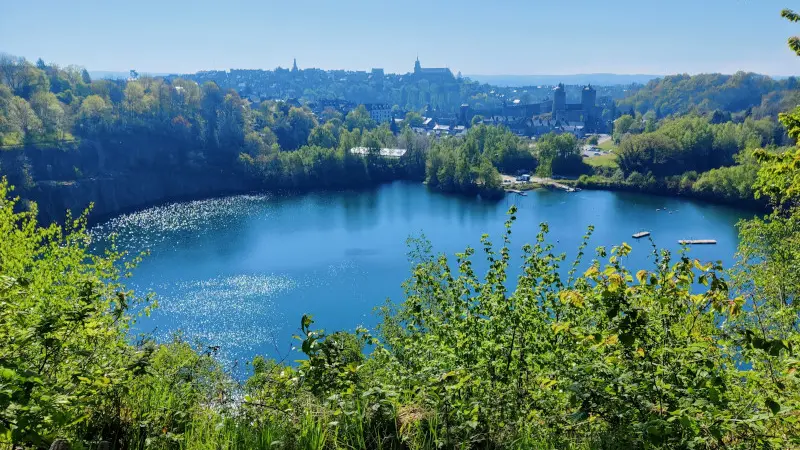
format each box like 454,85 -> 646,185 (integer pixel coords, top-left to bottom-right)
678,239 -> 717,245
507,189 -> 527,196
632,231 -> 651,239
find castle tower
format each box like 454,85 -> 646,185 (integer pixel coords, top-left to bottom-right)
552,83 -> 566,117
581,84 -> 596,111
459,103 -> 470,126
581,85 -> 597,128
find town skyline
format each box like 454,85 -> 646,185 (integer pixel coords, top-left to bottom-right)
2,0 -> 799,77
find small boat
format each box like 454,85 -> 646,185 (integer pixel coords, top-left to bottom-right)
678,239 -> 717,245
632,231 -> 651,239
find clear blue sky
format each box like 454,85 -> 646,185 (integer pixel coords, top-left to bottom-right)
1,0 -> 799,76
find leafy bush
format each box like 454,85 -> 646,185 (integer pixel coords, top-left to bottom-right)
0,179 -> 149,446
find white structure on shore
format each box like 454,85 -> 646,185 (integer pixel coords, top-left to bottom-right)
349,147 -> 407,158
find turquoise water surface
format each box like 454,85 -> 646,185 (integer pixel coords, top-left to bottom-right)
92,182 -> 750,370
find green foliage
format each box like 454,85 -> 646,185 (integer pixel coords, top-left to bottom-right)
612,114 -> 635,143
616,115 -> 778,177
535,132 -> 588,177
467,124 -> 536,173
616,72 -> 795,118
424,127 -> 506,199
577,160 -> 764,209
0,179 -> 148,446
403,111 -> 424,128
583,152 -> 618,169
344,105 -> 376,131
617,133 -> 683,176
77,95 -> 110,135
753,107 -> 800,211
692,162 -> 757,202
239,143 -> 421,191
307,123 -> 338,148
782,9 -> 800,56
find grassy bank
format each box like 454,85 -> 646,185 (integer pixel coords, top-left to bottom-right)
576,173 -> 767,211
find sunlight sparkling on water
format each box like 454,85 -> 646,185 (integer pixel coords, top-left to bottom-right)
142,274 -> 294,367
91,194 -> 271,248
91,195 -> 292,369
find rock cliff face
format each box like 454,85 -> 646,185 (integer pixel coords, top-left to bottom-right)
0,136 -> 252,224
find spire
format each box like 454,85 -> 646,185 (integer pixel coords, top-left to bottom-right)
292,58 -> 298,72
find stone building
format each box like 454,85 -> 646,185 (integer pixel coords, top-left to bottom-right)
456,83 -> 602,137
412,57 -> 455,83
364,103 -> 392,124
551,83 -> 600,127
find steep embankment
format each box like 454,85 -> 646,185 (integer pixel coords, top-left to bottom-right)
0,136 -> 252,224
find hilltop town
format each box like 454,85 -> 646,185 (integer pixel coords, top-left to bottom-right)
171,58 -> 624,138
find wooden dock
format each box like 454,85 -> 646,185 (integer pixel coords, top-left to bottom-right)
678,239 -> 717,245
632,231 -> 651,239
507,189 -> 527,196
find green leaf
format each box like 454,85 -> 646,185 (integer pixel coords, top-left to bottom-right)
619,333 -> 635,347
301,314 -> 313,333
766,398 -> 781,415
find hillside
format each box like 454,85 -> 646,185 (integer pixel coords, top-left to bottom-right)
616,72 -> 798,117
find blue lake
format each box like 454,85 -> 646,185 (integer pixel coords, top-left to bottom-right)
92,182 -> 751,370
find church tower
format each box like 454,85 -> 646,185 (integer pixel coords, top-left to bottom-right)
414,56 -> 421,74
292,58 -> 298,72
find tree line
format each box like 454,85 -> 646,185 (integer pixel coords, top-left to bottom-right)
616,71 -> 799,118
1,52 -> 792,209
0,55 -> 538,201
577,113 -> 787,208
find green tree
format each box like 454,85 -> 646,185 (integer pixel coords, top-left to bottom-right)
308,123 -> 338,148
612,114 -> 635,142
122,81 -> 153,118
77,95 -> 110,135
616,133 -> 682,176
216,92 -> 250,150
286,107 -> 318,149
80,68 -> 91,84
536,132 -> 585,177
345,105 -> 376,131
8,96 -> 43,141
403,111 -> 424,128
29,92 -> 66,138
